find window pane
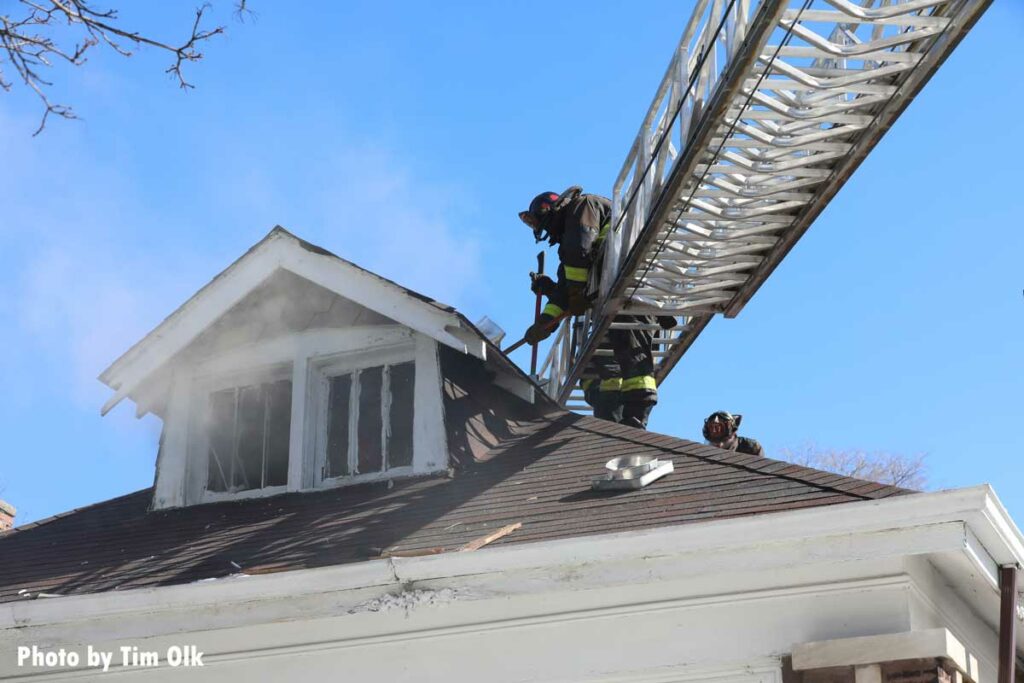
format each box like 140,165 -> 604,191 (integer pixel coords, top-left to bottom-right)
206,379 -> 292,494
357,367 -> 383,474
388,362 -> 415,468
265,379 -> 292,486
326,374 -> 351,478
235,385 -> 264,491
207,389 -> 236,493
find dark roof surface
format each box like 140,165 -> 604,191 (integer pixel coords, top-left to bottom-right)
0,390 -> 908,603
6,286 -> 912,604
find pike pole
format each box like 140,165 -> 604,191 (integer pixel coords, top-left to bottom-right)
530,251 -> 544,376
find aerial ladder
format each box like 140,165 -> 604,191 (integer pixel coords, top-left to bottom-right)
534,0 -> 991,409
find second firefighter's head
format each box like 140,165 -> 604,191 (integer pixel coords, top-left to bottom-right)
703,411 -> 741,449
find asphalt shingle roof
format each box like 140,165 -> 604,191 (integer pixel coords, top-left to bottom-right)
0,405 -> 908,603
0,241 -> 912,604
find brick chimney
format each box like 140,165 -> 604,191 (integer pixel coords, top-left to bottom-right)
0,500 -> 15,531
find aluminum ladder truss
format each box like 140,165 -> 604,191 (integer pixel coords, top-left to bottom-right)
537,0 -> 990,410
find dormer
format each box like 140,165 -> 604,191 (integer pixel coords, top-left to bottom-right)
100,227 -> 529,510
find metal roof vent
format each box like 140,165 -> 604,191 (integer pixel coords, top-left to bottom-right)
474,316 -> 505,345
592,456 -> 673,491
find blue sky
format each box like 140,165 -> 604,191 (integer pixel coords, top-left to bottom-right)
1,0 -> 1021,527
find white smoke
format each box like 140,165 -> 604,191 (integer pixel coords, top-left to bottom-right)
2,112 -> 483,411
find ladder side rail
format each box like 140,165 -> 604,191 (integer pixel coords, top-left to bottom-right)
543,318 -> 573,399
586,0 -> 756,391
602,0 -> 756,304
603,0 -> 728,306
653,314 -> 715,383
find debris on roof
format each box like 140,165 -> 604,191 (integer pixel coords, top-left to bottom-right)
381,521 -> 523,558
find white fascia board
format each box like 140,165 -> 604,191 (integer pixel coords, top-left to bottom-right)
99,237 -> 286,414
100,235 -> 282,390
970,485 -> 1024,567
4,486 -> 1020,632
99,231 -> 484,416
962,525 -> 1002,590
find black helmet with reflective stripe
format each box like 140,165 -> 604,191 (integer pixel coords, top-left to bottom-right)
529,191 -> 559,215
519,191 -> 560,242
703,411 -> 742,443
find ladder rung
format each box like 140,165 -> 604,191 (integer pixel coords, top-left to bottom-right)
781,9 -> 949,28
763,45 -> 923,64
608,323 -> 670,330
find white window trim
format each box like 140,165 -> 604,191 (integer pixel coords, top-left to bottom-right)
155,326 -> 448,509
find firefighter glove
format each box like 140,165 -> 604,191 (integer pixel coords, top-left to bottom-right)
530,273 -> 556,297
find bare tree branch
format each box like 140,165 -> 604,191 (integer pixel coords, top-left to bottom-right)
0,1 -> 247,135
233,0 -> 256,24
780,443 -> 928,490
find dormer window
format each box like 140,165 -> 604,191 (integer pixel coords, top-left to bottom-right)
311,347 -> 417,486
102,228 -> 494,511
168,326 -> 450,507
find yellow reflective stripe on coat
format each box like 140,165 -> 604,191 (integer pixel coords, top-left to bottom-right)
599,377 -> 622,392
596,219 -> 611,245
564,265 -> 589,283
581,378 -> 596,390
621,375 -> 657,392
542,303 -> 564,317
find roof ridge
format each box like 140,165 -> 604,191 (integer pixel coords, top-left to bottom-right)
561,416 -> 910,500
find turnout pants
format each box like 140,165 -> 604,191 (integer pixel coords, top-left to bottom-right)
582,351 -> 623,424
581,315 -> 657,429
607,314 -> 657,429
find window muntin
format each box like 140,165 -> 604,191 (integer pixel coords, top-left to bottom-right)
206,378 -> 291,493
322,360 -> 415,481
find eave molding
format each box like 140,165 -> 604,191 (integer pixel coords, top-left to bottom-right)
4,486 -> 1020,634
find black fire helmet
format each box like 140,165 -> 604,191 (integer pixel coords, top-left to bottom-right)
703,411 -> 742,442
519,191 -> 560,242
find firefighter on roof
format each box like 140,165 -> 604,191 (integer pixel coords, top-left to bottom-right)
703,411 -> 764,456
518,186 -> 673,429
